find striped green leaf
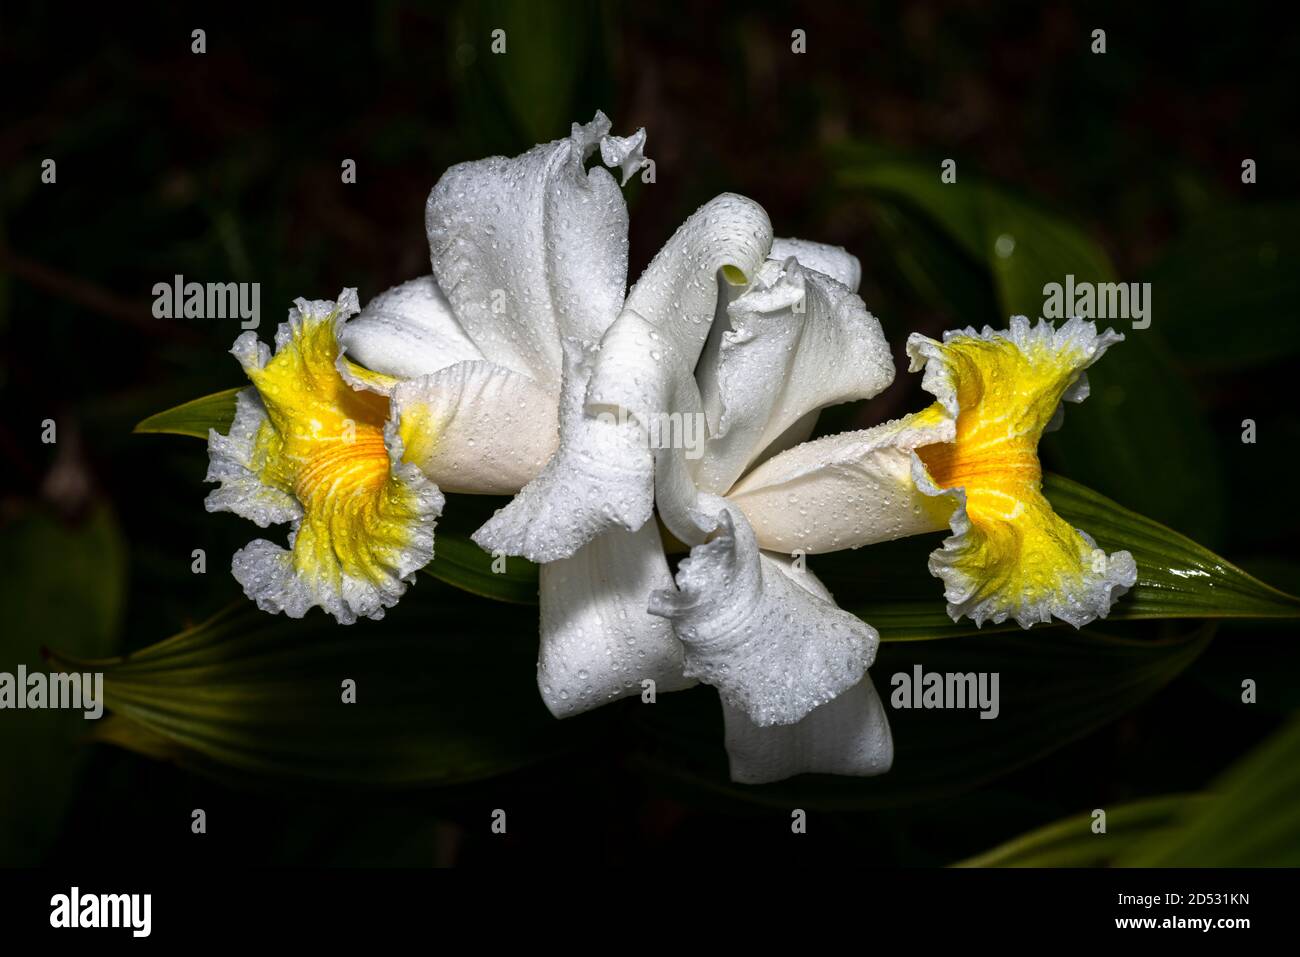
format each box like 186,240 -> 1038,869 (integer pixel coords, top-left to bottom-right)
50,589 -> 597,789
1121,714 -> 1300,866
956,714 -> 1300,867
422,534 -> 538,605
953,795 -> 1204,867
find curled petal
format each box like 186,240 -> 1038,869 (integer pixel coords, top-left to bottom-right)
390,361 -> 558,495
693,256 -> 895,495
206,291 -> 443,624
769,237 -> 862,292
586,193 -> 773,437
473,338 -> 653,562
425,111 -> 635,390
726,407 -> 956,553
537,521 -> 694,718
648,499 -> 877,727
907,316 -> 1136,628
580,194 -> 772,548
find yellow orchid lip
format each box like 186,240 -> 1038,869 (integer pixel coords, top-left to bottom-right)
906,317 -> 1137,628
292,431 -> 389,504
205,290 -> 443,624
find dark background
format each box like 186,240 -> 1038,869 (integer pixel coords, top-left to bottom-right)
2,1 -> 1298,866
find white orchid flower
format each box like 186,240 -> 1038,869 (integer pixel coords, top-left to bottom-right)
203,109 -> 1135,788
204,112 -> 645,624
475,194 -> 900,784
473,180 -> 1137,784
731,316 -> 1139,628
645,315 -> 1138,781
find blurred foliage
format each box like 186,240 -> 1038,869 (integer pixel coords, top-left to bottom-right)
450,0 -> 617,154
1145,204 -> 1300,372
1121,713 -> 1300,866
0,506 -> 125,864
954,795 -> 1204,867
961,714 -> 1300,867
2,2 -> 1298,865
632,624 -> 1214,811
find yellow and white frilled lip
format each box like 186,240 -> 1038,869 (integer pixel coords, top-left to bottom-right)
905,316 -> 1138,628
730,315 -> 1137,630
205,290 -> 444,625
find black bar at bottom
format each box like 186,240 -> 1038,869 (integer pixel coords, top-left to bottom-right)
0,866 -> 1291,942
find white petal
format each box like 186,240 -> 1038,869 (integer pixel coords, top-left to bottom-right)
338,276 -> 482,389
651,403 -> 710,547
648,499 -> 878,727
586,193 -> 773,436
722,677 -> 894,784
425,111 -> 636,389
650,263 -> 747,546
726,411 -> 956,554
770,237 -> 862,291
390,361 -> 558,494
747,408 -> 820,466
537,521 -> 694,718
692,256 -> 895,495
718,546 -> 892,783
473,338 -> 653,562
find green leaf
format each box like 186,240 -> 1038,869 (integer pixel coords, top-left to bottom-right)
0,505 -> 126,863
825,474 -> 1300,642
134,386 -> 241,438
953,795 -> 1205,867
422,533 -> 538,605
631,625 -> 1212,810
50,588 -> 599,789
833,146 -> 1225,544
1045,474 -> 1300,620
90,713 -> 191,763
1122,714 -> 1300,866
